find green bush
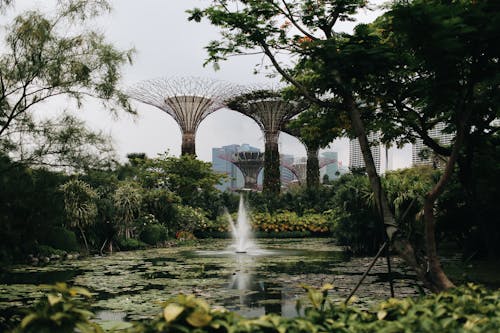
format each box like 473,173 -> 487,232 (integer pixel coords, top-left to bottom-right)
252,211 -> 330,234
116,237 -> 147,251
42,227 -> 79,252
175,205 -> 210,233
196,211 -> 330,236
140,224 -> 168,245
33,245 -> 66,258
327,208 -> 382,255
12,284 -> 500,333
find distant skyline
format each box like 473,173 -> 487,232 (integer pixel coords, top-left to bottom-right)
7,0 -> 412,169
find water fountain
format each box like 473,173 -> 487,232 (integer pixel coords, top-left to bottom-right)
227,195 -> 256,253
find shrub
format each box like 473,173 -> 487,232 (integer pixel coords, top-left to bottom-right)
33,245 -> 66,258
327,208 -> 382,255
42,227 -> 79,252
175,205 -> 209,233
140,224 -> 168,245
116,237 -> 147,251
251,211 -> 330,234
195,211 -> 330,236
175,231 -> 196,241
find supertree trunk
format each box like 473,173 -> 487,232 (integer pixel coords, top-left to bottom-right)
243,175 -> 259,190
306,146 -> 320,189
181,132 -> 196,156
263,132 -> 281,194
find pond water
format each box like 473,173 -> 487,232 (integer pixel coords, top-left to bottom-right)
0,238 -> 421,327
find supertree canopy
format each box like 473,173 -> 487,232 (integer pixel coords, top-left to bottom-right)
128,77 -> 237,156
227,89 -> 308,194
231,151 -> 264,190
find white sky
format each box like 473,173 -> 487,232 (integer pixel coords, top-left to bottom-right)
5,0 -> 412,169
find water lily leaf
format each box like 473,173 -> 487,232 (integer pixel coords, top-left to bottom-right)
99,321 -> 134,331
163,303 -> 184,322
186,309 -> 212,327
75,322 -> 104,333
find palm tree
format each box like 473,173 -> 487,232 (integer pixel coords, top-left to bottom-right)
113,181 -> 142,239
60,179 -> 98,253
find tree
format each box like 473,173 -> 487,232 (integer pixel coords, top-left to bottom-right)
113,181 -> 142,239
60,179 -> 98,252
366,0 -> 499,290
286,104 -> 348,188
283,0 -> 498,290
0,112 -> 116,172
0,153 -> 67,262
189,0 -> 425,290
0,0 -> 134,168
132,153 -> 224,218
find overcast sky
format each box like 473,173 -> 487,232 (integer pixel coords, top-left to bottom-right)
8,0 -> 412,168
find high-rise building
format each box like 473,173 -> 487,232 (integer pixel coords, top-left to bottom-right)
349,132 -> 382,174
320,151 -> 339,182
280,154 -> 297,186
412,123 -> 454,167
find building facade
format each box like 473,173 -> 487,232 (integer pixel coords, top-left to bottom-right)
412,123 -> 454,167
349,132 -> 382,174
320,151 -> 339,182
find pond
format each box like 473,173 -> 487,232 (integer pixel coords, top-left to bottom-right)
0,238 -> 421,328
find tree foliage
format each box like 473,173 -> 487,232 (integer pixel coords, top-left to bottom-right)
0,0 -> 134,168
113,181 -> 142,239
60,179 -> 98,252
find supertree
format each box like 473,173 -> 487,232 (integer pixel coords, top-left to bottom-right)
284,105 -> 345,189
227,89 -> 307,194
128,77 -> 237,156
282,125 -> 320,189
231,151 -> 264,190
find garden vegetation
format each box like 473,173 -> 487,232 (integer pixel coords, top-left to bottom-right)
10,283 -> 500,333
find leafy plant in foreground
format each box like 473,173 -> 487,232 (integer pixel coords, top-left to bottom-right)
12,283 -> 101,333
12,283 -> 500,333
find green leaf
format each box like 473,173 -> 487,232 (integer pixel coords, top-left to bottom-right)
48,294 -> 63,306
163,303 -> 184,323
186,309 -> 212,328
70,286 -> 93,298
20,313 -> 39,328
377,310 -> 388,320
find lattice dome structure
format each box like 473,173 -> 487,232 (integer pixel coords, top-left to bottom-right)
128,77 -> 238,155
231,151 -> 264,190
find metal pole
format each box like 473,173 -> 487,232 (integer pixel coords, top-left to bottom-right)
345,241 -> 387,304
386,248 -> 395,297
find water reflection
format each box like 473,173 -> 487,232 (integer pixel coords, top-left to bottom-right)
227,254 -> 286,316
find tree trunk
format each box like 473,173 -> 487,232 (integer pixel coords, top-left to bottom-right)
263,132 -> 281,194
346,96 -> 440,291
306,146 -> 320,188
181,132 -> 196,156
422,118 -> 468,291
78,226 -> 89,254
